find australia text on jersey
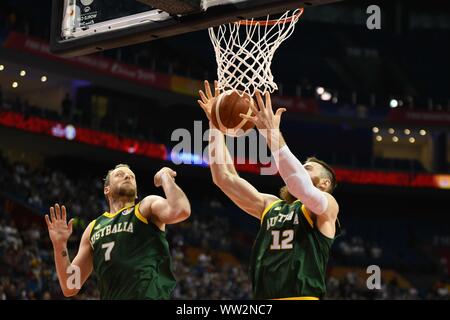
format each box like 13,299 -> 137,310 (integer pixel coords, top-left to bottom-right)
90,222 -> 134,245
266,209 -> 299,230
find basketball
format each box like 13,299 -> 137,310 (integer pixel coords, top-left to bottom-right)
211,91 -> 255,137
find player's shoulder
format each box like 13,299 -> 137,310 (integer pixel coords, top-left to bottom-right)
140,194 -> 164,204
260,194 -> 284,219
89,210 -> 112,232
261,193 -> 282,208
138,195 -> 163,211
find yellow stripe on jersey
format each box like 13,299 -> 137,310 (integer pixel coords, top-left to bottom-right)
135,202 -> 148,224
88,219 -> 97,237
301,204 -> 314,228
260,200 -> 283,224
273,296 -> 319,300
103,204 -> 135,218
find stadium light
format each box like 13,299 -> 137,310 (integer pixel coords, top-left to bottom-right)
0,65 -> 4,71
388,128 -> 395,134
419,129 -> 427,136
320,91 -> 332,101
390,99 -> 399,108
392,136 -> 399,142
409,137 -> 415,143
65,125 -> 76,140
376,135 -> 382,142
372,127 -> 379,133
404,129 -> 411,135
20,70 -> 26,77
41,76 -> 47,82
316,87 -> 325,95
12,81 -> 18,88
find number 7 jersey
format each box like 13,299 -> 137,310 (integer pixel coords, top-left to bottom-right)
249,199 -> 339,299
89,203 -> 176,299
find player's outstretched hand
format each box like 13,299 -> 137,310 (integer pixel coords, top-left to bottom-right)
45,203 -> 73,246
154,167 -> 177,188
239,91 -> 286,132
198,80 -> 220,122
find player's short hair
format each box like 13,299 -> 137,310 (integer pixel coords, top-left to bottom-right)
104,164 -> 131,188
305,157 -> 337,193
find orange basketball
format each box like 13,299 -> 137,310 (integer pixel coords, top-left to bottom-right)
211,91 -> 255,137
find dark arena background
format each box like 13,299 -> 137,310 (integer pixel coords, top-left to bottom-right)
0,0 -> 449,301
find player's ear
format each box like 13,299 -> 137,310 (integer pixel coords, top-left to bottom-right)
319,178 -> 331,192
104,186 -> 110,197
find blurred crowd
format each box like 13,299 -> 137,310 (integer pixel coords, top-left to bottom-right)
326,272 -> 449,300
170,234 -> 252,300
0,212 -> 99,300
337,236 -> 383,260
0,156 -> 105,223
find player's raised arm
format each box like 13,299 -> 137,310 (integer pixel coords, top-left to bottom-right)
198,80 -> 240,176
198,81 -> 278,219
240,92 -> 338,217
45,204 -> 93,297
139,167 -> 191,227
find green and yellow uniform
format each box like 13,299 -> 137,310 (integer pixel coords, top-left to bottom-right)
249,199 -> 339,300
89,203 -> 176,299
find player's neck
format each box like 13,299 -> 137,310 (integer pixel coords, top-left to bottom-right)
108,197 -> 135,214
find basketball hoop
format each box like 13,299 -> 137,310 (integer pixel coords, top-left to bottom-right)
208,8 -> 304,97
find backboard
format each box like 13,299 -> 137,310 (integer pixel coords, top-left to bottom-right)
50,0 -> 341,57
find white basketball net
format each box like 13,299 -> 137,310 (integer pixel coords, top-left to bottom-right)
208,8 -> 303,97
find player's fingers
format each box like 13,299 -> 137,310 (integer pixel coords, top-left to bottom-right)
214,80 -> 220,97
199,90 -> 208,104
248,99 -> 260,116
275,108 -> 287,118
198,100 -> 207,110
67,218 -> 74,234
163,166 -> 174,174
50,207 -> 56,222
61,205 -> 67,222
255,92 -> 266,112
205,80 -> 213,99
239,113 -> 257,124
45,214 -> 51,228
154,176 -> 161,187
198,103 -> 212,120
55,203 -> 61,220
265,92 -> 273,114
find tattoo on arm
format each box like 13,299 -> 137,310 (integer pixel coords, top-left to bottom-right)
61,250 -> 68,257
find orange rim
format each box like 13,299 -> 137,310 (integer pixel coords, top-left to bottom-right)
238,8 -> 304,26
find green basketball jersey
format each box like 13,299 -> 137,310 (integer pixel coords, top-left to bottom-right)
249,199 -> 338,299
89,203 -> 176,299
